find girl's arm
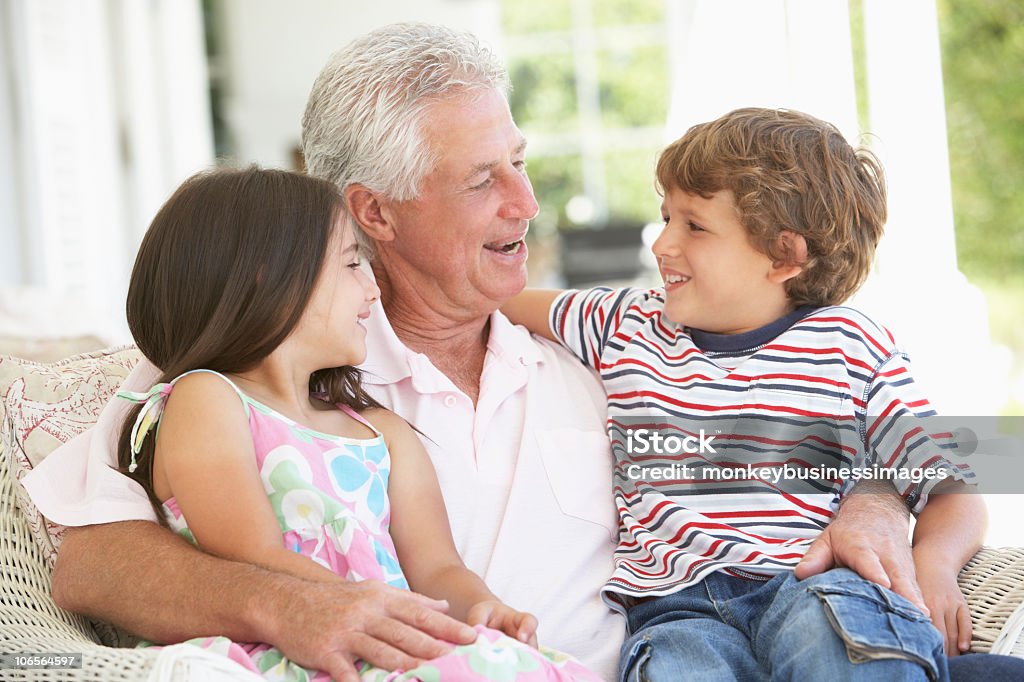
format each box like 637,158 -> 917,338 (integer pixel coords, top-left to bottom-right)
150,373 -> 476,672
500,289 -> 563,341
911,484 -> 987,656
153,372 -> 343,583
375,408 -> 538,645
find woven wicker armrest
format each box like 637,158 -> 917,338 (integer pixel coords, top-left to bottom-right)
959,546 -> 1024,656
0,447 -> 168,680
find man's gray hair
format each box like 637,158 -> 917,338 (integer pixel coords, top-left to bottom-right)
301,22 -> 510,205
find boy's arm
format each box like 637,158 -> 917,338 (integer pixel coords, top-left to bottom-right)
518,286 -> 644,370
912,486 -> 986,655
501,289 -> 563,341
798,334 -> 974,613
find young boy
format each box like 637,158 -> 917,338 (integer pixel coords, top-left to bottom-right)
503,108 -> 983,681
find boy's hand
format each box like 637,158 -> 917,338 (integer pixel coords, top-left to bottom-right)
920,573 -> 972,656
916,562 -> 973,656
467,600 -> 539,648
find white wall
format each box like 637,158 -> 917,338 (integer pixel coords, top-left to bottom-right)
0,2 -> 23,286
214,0 -> 502,169
0,0 -> 214,342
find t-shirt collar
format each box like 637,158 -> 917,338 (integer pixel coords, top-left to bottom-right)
689,305 -> 818,354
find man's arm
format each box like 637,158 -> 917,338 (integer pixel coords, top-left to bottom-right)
795,479 -> 927,612
52,521 -> 476,682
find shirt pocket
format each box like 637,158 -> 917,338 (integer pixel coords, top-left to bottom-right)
730,386 -> 852,493
536,428 -> 617,540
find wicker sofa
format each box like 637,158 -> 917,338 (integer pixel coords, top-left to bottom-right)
2,346 -> 1024,680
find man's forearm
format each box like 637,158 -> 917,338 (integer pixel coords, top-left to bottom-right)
50,520 -> 478,676
51,521 -> 286,645
797,476 -> 926,609
841,477 -> 911,522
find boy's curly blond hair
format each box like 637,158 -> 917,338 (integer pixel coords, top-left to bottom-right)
656,107 -> 887,307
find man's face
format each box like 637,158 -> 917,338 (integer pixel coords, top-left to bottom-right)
377,88 -> 539,318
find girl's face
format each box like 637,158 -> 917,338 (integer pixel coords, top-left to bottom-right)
295,215 -> 380,367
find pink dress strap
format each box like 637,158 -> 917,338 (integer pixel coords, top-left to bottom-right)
336,402 -> 381,436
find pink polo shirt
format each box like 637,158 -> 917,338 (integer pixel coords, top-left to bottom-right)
23,301 -> 623,679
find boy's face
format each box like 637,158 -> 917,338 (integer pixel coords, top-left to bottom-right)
652,188 -> 795,334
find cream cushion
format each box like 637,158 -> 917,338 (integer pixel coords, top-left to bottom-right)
0,346 -> 140,569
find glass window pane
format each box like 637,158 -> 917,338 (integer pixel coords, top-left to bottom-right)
526,154 -> 584,233
597,45 -> 668,128
604,148 -> 662,223
509,55 -> 579,132
502,0 -> 573,34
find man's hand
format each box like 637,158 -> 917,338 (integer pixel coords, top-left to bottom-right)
256,579 -> 478,682
794,479 -> 928,614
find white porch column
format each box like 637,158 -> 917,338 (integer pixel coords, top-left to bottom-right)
856,0 -> 1008,415
665,0 -> 859,141
664,0 -> 1009,415
1,0 -> 213,341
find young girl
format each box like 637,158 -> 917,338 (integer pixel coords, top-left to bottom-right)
116,167 -> 599,682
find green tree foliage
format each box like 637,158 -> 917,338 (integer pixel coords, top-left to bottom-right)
592,0 -> 664,27
502,0 -> 571,33
508,53 -> 579,133
604,148 -> 661,223
525,155 -> 584,233
937,0 -> 1024,280
597,45 -> 668,128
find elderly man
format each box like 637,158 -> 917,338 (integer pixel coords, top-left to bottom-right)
26,22 -> 928,682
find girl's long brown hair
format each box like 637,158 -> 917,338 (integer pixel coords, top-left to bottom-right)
117,166 -> 386,522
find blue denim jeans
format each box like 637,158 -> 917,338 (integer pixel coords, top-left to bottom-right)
949,652 -> 1024,681
619,568 -> 949,681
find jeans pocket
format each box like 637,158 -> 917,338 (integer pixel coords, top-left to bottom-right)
808,578 -> 944,681
618,635 -> 652,682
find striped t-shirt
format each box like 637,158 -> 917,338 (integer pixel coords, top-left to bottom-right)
550,287 -> 972,608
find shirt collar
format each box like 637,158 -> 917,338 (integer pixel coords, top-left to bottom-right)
487,308 -> 545,369
357,280 -> 543,386
357,296 -> 415,385
689,305 -> 818,354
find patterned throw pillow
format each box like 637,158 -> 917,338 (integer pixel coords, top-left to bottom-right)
0,345 -> 140,568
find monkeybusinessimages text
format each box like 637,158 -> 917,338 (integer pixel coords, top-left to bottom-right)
623,428 -> 951,485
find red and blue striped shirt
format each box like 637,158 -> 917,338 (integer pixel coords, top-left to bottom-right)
550,287 -> 972,608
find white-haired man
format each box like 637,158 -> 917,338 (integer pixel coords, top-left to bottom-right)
27,22 -> 928,682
